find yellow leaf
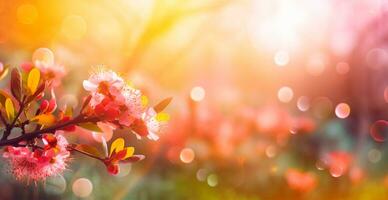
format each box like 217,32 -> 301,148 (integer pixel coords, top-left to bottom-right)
156,112 -> 170,122
124,147 -> 135,159
5,98 -> 14,120
110,138 -> 124,156
27,68 -> 40,94
32,114 -> 56,126
141,95 -> 148,107
0,67 -> 9,81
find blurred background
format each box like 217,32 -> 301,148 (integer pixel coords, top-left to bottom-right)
0,0 -> 387,199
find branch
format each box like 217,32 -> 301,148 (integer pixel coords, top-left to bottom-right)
0,115 -> 96,147
67,145 -> 104,161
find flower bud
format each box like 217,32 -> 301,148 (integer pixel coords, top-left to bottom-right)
40,99 -> 49,113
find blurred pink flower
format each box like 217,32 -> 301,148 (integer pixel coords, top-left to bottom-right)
21,61 -> 66,88
2,134 -> 70,183
83,70 -> 124,103
35,62 -> 66,87
83,70 -> 161,140
142,108 -> 161,141
285,169 -> 317,193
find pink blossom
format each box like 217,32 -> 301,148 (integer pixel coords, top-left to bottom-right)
83,70 -> 124,102
83,71 -> 144,128
142,108 -> 161,141
34,61 -> 66,87
2,134 -> 70,183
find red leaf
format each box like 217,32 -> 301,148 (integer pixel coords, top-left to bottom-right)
10,68 -> 22,102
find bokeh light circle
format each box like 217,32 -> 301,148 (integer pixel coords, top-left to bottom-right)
366,48 -> 388,70
265,145 -> 277,158
190,86 -> 205,102
17,4 -> 38,25
61,15 -> 87,41
335,103 -> 351,119
384,86 -> 388,103
196,168 -> 208,182
44,175 -> 66,195
330,166 -> 344,178
368,149 -> 382,163
336,62 -> 350,75
180,148 -> 195,164
32,48 -> 55,66
297,96 -> 310,111
207,174 -> 218,187
277,86 -> 294,103
312,97 -> 333,119
370,120 -> 387,142
306,54 -> 327,76
116,163 -> 132,177
274,50 -> 290,67
72,178 -> 93,198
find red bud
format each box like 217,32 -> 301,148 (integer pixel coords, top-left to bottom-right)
46,98 -> 57,113
40,100 -> 49,113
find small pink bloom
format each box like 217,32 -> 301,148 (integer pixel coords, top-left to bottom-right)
20,62 -> 34,72
2,134 -> 70,183
285,169 -> 317,193
83,70 -> 124,96
34,61 -> 66,88
142,108 -> 161,141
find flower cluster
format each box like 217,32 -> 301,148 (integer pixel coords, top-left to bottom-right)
83,69 -> 168,140
3,134 -> 69,183
0,49 -> 170,183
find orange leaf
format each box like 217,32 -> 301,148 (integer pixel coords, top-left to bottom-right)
153,97 -> 172,113
31,114 -> 56,126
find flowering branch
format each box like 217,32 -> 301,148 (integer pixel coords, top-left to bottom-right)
0,51 -> 171,183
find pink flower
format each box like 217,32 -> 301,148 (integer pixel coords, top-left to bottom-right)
83,71 -> 144,127
22,61 -> 66,88
83,70 -> 124,102
35,62 -> 66,88
2,134 -> 70,183
285,169 -> 317,193
139,108 -> 161,141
